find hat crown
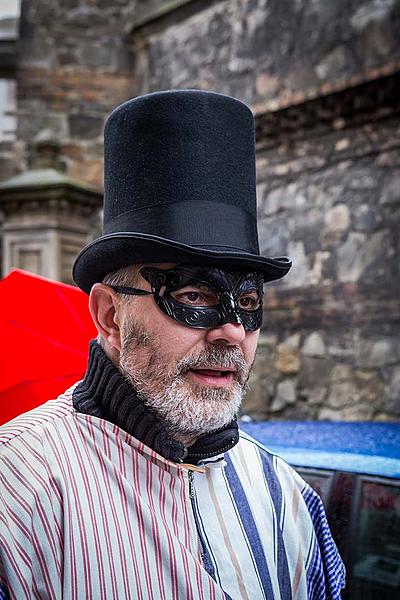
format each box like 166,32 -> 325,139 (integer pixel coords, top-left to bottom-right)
102,90 -> 259,253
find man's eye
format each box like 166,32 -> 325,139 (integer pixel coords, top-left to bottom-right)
184,292 -> 202,303
176,291 -> 206,306
171,288 -> 218,307
238,294 -> 261,310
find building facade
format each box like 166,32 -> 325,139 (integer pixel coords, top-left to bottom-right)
1,0 -> 399,420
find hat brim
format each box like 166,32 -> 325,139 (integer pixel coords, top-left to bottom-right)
73,232 -> 292,294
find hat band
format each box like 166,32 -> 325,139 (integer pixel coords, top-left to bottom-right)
103,200 -> 260,254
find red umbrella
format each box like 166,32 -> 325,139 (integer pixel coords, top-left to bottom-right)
0,269 -> 97,425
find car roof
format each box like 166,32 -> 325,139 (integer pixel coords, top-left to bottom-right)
239,421 -> 400,479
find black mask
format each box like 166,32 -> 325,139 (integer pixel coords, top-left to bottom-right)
111,266 -> 264,332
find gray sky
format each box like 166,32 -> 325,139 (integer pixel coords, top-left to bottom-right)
0,0 -> 20,19
0,0 -> 18,140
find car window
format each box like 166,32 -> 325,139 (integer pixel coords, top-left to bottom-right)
295,467 -> 335,506
351,478 -> 400,600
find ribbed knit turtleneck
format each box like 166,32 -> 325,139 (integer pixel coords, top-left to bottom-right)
72,341 -> 239,464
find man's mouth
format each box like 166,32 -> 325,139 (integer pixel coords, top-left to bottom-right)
188,367 -> 236,387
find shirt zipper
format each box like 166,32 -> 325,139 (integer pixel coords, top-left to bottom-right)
188,470 -> 205,560
187,439 -> 237,461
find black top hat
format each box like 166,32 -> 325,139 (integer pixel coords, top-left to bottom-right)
73,90 -> 291,293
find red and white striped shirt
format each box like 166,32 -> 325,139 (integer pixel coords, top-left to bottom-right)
0,386 -> 345,599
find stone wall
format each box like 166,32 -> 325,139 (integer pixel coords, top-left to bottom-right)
13,0 -> 400,184
15,0 -> 139,185
3,0 -> 400,420
244,78 -> 400,420
130,0 -> 400,103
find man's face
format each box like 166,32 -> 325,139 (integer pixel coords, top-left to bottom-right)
116,264 -> 260,442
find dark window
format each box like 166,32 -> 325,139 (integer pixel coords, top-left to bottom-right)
296,467 -> 335,506
350,478 -> 400,600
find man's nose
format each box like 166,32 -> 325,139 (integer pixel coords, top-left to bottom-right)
205,321 -> 246,346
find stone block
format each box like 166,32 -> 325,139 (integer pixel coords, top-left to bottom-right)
352,203 -> 383,232
309,251 -> 331,286
19,35 -> 56,69
302,332 -> 326,357
383,366 -> 400,416
337,230 -> 387,283
275,348 -> 301,374
261,186 -> 283,216
259,333 -> 279,348
278,403 -> 316,420
299,386 -> 327,406
69,114 -> 104,140
274,334 -> 301,374
306,180 -> 344,210
376,151 -> 400,168
326,365 -> 383,420
276,379 -> 297,404
335,138 -> 350,151
252,338 -> 276,372
298,356 -> 334,388
284,240 -> 311,288
330,363 -> 353,382
270,378 -> 299,414
255,73 -> 279,97
350,1 -> 396,31
69,159 -> 103,187
318,406 -> 342,421
357,337 -> 400,368
19,109 -> 69,142
327,380 -> 358,409
328,328 -> 364,360
315,46 -> 351,81
269,395 -> 287,413
290,207 -> 325,254
341,403 -> 375,421
257,215 -> 291,257
380,173 -> 400,205
260,183 -> 307,217
243,335 -> 278,417
79,41 -> 120,70
260,186 -> 283,217
355,15 -> 397,68
0,155 -> 17,182
324,204 -> 350,232
374,412 -> 397,422
346,168 -> 376,190
242,381 -> 272,420
354,369 -> 385,409
279,333 -> 301,351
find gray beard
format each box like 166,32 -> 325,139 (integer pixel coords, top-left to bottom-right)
137,368 -> 245,439
119,322 -> 251,441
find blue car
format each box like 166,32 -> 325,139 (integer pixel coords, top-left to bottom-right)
240,421 -> 400,600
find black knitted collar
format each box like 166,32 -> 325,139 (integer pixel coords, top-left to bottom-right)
72,341 -> 239,464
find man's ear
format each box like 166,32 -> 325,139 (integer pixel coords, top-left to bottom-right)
89,283 -> 123,352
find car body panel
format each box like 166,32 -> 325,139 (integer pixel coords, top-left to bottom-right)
239,421 -> 400,478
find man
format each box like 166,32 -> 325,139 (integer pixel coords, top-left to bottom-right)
0,90 -> 345,599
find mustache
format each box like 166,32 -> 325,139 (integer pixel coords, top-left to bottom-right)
176,346 -> 248,385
